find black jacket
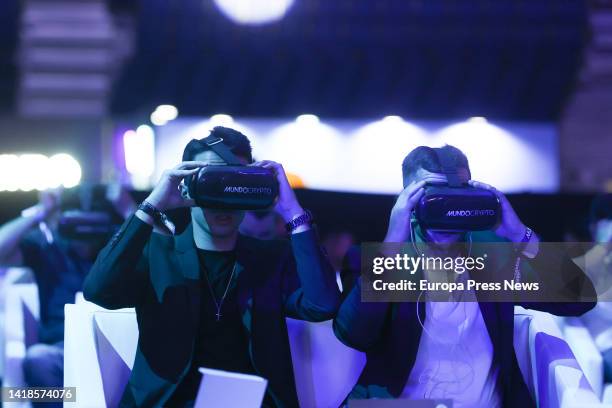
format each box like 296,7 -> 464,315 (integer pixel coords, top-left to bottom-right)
333,231 -> 596,406
84,215 -> 340,407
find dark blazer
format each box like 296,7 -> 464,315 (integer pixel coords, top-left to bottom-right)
333,231 -> 596,406
83,214 -> 340,407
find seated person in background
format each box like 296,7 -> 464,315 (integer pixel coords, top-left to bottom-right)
240,209 -> 286,240
577,194 -> 612,381
83,126 -> 340,407
0,186 -> 130,406
333,145 -> 596,407
321,229 -> 355,291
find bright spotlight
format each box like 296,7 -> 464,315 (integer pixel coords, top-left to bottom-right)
0,154 -> 20,191
295,114 -> 320,126
151,104 -> 178,126
0,153 -> 81,191
49,153 -> 82,188
155,105 -> 178,121
150,111 -> 168,127
382,115 -> 403,124
213,0 -> 295,25
19,154 -> 49,191
210,114 -> 234,127
468,116 -> 488,124
124,126 -> 155,180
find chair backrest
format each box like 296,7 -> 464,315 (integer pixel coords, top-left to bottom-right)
3,283 -> 39,391
64,303 -> 137,408
513,306 -> 610,408
561,316 -> 604,399
64,299 -> 365,408
287,318 -> 366,408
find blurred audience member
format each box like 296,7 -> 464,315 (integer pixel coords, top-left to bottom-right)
578,194 -> 612,381
239,209 -> 287,240
322,230 -> 355,291
0,185 -> 134,406
106,182 -> 138,220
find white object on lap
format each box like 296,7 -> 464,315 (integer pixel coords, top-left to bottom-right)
194,367 -> 268,408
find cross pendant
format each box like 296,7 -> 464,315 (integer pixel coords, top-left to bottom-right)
215,311 -> 222,321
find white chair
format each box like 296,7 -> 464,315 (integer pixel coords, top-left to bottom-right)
561,316 -> 604,399
558,315 -> 612,405
63,299 -> 365,408
63,303 -> 137,408
514,306 -> 612,408
287,319 -> 366,408
3,284 -> 40,379
0,268 -> 35,377
293,307 -> 609,408
3,281 -> 39,408
66,300 -> 611,407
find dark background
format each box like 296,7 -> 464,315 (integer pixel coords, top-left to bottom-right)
0,0 -> 589,120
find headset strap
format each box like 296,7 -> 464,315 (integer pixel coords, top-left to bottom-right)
434,148 -> 463,187
201,135 -> 242,165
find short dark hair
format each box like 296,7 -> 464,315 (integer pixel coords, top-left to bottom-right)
182,126 -> 253,163
402,145 -> 471,184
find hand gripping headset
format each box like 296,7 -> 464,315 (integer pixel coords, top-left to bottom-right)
186,135 -> 279,210
415,149 -> 501,231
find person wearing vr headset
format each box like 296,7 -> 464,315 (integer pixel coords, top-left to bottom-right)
333,145 -> 596,407
0,186 -> 129,407
83,126 -> 340,407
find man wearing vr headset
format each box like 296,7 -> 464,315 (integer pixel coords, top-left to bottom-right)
84,126 -> 340,407
333,145 -> 596,407
0,186 -> 128,407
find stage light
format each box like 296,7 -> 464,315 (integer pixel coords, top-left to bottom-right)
295,114 -> 319,126
150,104 -> 178,126
123,126 -> 155,181
156,105 -> 178,121
382,115 -> 403,124
150,111 -> 168,127
210,114 -> 234,126
49,153 -> 82,188
213,0 -> 294,25
349,119 -> 428,194
0,154 -> 20,191
468,116 -> 487,124
0,153 -> 81,191
19,154 -> 49,191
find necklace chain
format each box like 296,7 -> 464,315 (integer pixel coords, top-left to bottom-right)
203,261 -> 237,321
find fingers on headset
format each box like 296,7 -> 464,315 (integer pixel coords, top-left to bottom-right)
176,161 -> 203,169
169,169 -> 200,179
261,161 -> 282,170
469,180 -> 496,191
401,180 -> 425,197
409,188 -> 425,205
412,180 -> 427,191
175,168 -> 200,175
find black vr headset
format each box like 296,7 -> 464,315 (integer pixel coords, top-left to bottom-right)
58,210 -> 118,241
186,135 -> 279,210
415,149 -> 501,232
57,185 -> 121,241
